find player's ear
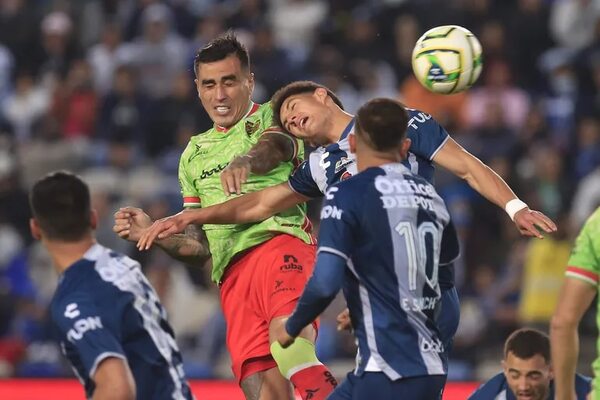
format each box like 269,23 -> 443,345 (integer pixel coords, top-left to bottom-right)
501,360 -> 508,375
348,133 -> 356,154
90,210 -> 98,230
399,138 -> 412,159
30,218 -> 42,240
314,87 -> 328,104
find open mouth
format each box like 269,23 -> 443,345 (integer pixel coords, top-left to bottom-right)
215,106 -> 230,115
300,117 -> 308,129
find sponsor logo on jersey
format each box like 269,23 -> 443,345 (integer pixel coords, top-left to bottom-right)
279,254 -> 303,272
67,316 -> 103,342
245,119 -> 261,136
321,205 -> 343,220
199,163 -> 228,179
64,303 -> 80,319
335,157 -> 354,173
420,337 -> 444,353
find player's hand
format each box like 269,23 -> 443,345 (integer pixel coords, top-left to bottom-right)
221,155 -> 251,196
113,207 -> 153,242
273,319 -> 296,348
513,208 -> 557,239
136,211 -> 191,250
336,308 -> 353,332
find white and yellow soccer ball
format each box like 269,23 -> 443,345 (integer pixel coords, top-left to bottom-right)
412,25 -> 483,95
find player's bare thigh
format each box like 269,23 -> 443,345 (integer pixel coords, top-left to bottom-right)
240,368 -> 294,400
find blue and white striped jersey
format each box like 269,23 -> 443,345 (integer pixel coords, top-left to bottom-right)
317,163 -> 452,379
288,108 -> 449,197
50,244 -> 193,400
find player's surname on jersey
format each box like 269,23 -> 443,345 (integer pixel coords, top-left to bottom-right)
375,175 -> 437,211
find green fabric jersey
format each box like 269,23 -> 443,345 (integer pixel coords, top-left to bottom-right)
565,206 -> 600,389
178,102 -> 314,283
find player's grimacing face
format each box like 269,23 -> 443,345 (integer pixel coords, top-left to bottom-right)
503,353 -> 552,400
195,54 -> 254,128
280,91 -> 329,147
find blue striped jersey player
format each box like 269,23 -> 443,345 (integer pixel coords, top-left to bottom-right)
29,171 -> 193,400
51,244 -> 193,400
275,98 -> 453,399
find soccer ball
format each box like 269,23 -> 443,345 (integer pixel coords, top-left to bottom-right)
412,25 -> 483,95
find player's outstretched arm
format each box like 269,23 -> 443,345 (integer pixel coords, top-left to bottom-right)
137,182 -> 309,250
114,207 -> 210,265
551,278 -> 596,400
221,128 -> 298,196
433,137 -> 557,238
92,357 -> 135,400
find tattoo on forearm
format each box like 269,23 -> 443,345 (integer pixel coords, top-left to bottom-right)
157,224 -> 210,266
247,131 -> 296,175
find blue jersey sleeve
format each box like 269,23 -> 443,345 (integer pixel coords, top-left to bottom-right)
574,373 -> 592,399
52,293 -> 125,379
406,109 -> 450,161
315,186 -> 358,258
288,159 -> 323,198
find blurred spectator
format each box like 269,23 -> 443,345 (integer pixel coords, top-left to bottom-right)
1,72 -> 50,142
465,59 -> 531,131
550,0 -> 600,50
118,3 -> 187,99
268,0 -> 328,63
0,0 -> 37,73
49,60 -> 98,139
87,23 -> 126,95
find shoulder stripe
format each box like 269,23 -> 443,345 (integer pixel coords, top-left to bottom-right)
566,266 -> 599,286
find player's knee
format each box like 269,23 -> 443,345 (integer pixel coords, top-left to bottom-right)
270,337 -> 321,380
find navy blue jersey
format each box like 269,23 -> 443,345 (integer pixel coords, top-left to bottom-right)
288,109 -> 449,198
468,372 -> 591,400
50,244 -> 193,400
288,163 -> 452,380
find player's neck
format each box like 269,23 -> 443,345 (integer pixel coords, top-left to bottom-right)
356,150 -> 402,172
330,111 -> 354,143
44,236 -> 96,274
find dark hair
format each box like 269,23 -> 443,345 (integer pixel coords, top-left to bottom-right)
29,171 -> 92,241
193,31 -> 249,77
354,98 -> 409,152
504,328 -> 551,363
271,81 -> 344,129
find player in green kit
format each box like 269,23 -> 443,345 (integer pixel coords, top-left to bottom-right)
114,33 -> 336,400
551,207 -> 600,400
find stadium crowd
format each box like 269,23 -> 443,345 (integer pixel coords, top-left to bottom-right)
0,0 -> 599,383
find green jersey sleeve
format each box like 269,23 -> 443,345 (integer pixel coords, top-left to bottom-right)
566,207 -> 600,286
179,142 -> 202,208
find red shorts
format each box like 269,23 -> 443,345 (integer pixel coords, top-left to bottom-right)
219,234 -> 317,384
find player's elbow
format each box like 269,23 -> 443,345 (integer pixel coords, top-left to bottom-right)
550,312 -> 579,332
92,358 -> 136,400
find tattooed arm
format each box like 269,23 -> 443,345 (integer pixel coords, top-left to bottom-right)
156,223 -> 211,265
221,128 -> 297,196
113,207 -> 210,266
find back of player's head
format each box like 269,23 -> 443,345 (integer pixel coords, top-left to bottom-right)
271,80 -> 344,128
504,328 -> 551,364
354,98 -> 409,152
29,171 -> 92,241
193,31 -> 249,77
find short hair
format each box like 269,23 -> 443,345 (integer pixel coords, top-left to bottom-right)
271,81 -> 344,129
354,98 -> 409,152
193,31 -> 249,77
504,328 -> 551,363
29,171 -> 92,241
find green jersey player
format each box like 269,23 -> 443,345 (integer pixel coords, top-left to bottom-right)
551,207 -> 600,400
114,33 -> 336,400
